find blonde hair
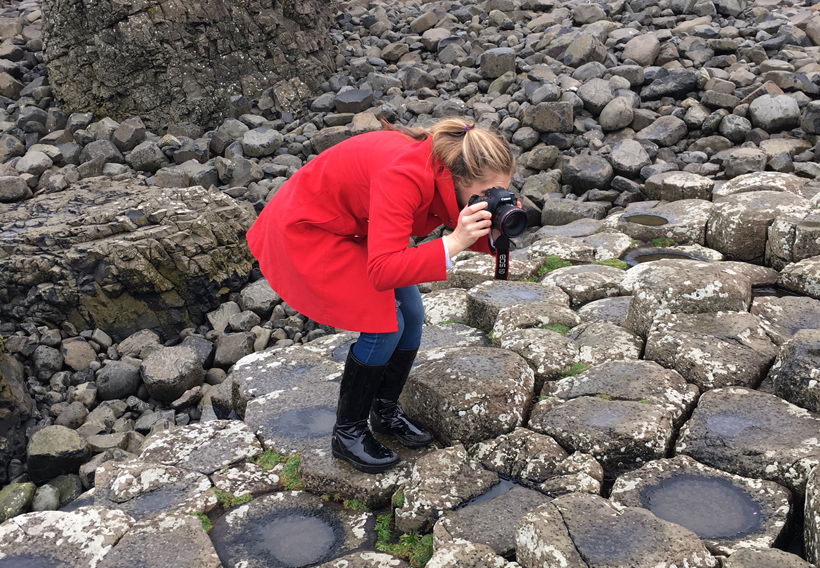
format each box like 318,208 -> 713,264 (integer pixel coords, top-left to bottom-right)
382,117 -> 514,188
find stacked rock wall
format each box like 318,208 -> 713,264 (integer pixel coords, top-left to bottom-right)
39,0 -> 337,129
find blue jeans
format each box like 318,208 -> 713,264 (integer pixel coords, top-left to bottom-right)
352,286 -> 424,366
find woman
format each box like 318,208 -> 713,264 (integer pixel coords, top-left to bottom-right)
246,117 -> 515,473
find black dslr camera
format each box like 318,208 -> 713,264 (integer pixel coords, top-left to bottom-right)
468,186 -> 528,239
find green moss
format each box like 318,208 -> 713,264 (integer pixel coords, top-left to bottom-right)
248,449 -> 284,472
214,488 -> 252,508
651,237 -> 678,248
595,393 -> 612,400
487,331 -> 494,340
392,492 -> 405,509
594,259 -> 628,270
538,395 -> 551,402
520,275 -> 539,282
629,239 -> 638,248
560,362 -> 591,378
639,399 -> 652,404
537,255 -> 572,275
540,323 -> 570,335
343,499 -> 369,511
281,454 -> 303,490
375,514 -> 434,568
437,320 -> 466,325
190,512 -> 212,532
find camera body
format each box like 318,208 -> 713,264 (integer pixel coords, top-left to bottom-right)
468,186 -> 528,239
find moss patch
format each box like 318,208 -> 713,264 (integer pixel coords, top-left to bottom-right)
246,450 -> 302,489
537,255 -> 572,275
560,362 -> 591,378
248,449 -> 283,472
540,323 -> 570,335
190,511 -> 212,532
375,514 -> 434,568
594,259 -> 628,270
214,488 -> 252,508
595,393 -> 612,400
651,237 -> 678,248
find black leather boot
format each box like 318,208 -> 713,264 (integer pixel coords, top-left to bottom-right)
331,348 -> 400,474
370,347 -> 434,448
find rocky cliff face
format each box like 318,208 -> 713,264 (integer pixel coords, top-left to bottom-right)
39,0 -> 336,129
0,179 -> 257,340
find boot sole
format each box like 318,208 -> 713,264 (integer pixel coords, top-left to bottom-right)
331,447 -> 399,474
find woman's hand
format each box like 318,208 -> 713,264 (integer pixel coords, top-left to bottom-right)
448,201 -> 492,256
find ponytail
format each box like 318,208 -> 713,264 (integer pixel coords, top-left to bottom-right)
382,117 -> 514,187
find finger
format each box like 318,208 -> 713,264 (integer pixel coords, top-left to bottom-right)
467,201 -> 489,213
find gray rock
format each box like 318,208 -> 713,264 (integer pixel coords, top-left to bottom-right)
623,34 -> 661,66
317,552 -> 410,568
400,346 -> 534,447
31,484 -> 61,512
564,34 -> 607,67
0,175 -> 31,202
646,311 -> 779,391
54,400 -> 89,429
768,330 -> 820,413
530,101 -> 574,133
26,425 -> 91,484
611,455 -> 790,556
676,387 -> 820,497
15,150 -> 52,176
32,345 -> 63,381
624,259 -> 751,337
140,420 -> 261,475
724,549 -> 813,568
542,265 -> 626,306
0,506 -> 134,566
140,345 -> 205,403
126,140 -> 169,172
635,115 -> 688,147
719,114 -> 752,143
498,328 -> 579,391
112,117 -> 146,152
607,199 -> 713,246
751,295 -> 820,346
645,172 -> 713,201
118,329 -> 161,358
562,156 -> 613,193
599,96 -> 634,131
395,444 -> 498,533
96,360 -> 141,400
98,511 -> 221,568
213,332 -> 255,369
515,494 -> 716,568
80,139 -> 123,164
749,94 -> 801,132
241,127 -> 283,157
577,296 -> 631,326
466,279 -> 568,333
723,147 -> 767,178
481,47 -> 516,78
60,336 -> 96,371
609,139 -> 650,176
640,70 -> 699,100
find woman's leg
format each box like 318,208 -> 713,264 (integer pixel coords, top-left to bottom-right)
371,286 -> 433,448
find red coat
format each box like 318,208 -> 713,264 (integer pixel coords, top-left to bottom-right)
246,130 -> 493,333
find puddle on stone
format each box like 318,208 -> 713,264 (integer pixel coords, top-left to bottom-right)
705,414 -> 758,438
624,214 -> 669,226
751,286 -> 800,299
461,477 -> 517,508
506,290 -> 541,302
268,406 -> 336,439
331,339 -> 356,363
211,507 -> 342,568
634,252 -> 696,264
0,554 -> 72,568
641,474 -> 761,539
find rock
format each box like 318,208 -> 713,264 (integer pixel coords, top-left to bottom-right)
749,94 -> 801,132
562,156 -> 613,193
126,140 -> 169,172
646,172 -> 714,201
634,115 -> 688,147
0,182 -> 256,341
210,461 -> 283,498
723,148 -> 767,178
140,345 -> 204,403
706,191 -> 809,263
26,424 -> 91,484
564,34 -> 607,67
724,548 -> 814,568
31,484 -> 61,512
98,511 -> 222,568
646,311 -> 779,391
93,459 -> 216,519
399,347 -> 533,446
470,428 -> 603,496
96,360 -> 141,400
541,265 -> 625,306
578,296 -> 631,326
434,485 -> 551,556
394,444 -> 498,534
241,127 -> 283,157
0,482 -> 35,522
41,0 -> 335,129
32,345 -> 63,380
768,330 -> 820,413
54,400 -> 89,429
117,330 -> 161,358
238,278 -> 280,317
317,552 -> 410,568
0,176 -> 31,202
611,455 -> 791,556
676,387 -> 820,497
624,259 -> 751,337
599,97 -> 634,132
60,336 -> 96,371
779,257 -> 820,301
140,420 -> 262,474
623,34 -> 661,66
751,295 -> 820,346
213,332 -> 255,368
609,139 -> 650,176
515,494 -> 717,568
466,280 -> 568,333
0,506 -> 134,567
640,70 -> 699,100
712,171 -> 810,199
529,101 -> 574,133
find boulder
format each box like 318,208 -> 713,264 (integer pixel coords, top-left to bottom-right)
768,330 -> 820,413
0,180 -> 256,340
140,345 -> 205,403
40,0 -> 335,129
26,425 -> 91,484
399,347 -> 534,446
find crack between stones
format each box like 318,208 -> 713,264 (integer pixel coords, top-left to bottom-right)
554,504 -> 591,568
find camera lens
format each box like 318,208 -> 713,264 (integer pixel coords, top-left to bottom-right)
496,206 -> 528,238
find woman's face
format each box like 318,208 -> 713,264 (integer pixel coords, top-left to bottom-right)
455,172 -> 513,210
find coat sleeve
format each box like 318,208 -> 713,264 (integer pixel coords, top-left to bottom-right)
367,166 -> 448,292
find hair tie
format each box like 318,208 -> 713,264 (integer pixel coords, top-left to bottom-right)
464,124 -> 475,132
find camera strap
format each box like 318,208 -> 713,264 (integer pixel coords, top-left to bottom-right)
494,235 -> 510,280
